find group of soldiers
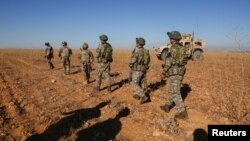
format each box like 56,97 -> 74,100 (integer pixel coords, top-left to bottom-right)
44,31 -> 189,120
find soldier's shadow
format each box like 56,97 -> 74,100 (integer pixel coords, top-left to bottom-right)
25,101 -> 110,141
147,80 -> 166,93
108,78 -> 130,92
181,83 -> 191,101
76,107 -> 130,141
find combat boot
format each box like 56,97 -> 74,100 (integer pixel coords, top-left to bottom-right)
140,96 -> 148,104
132,95 -> 140,100
174,110 -> 188,120
160,104 -> 171,113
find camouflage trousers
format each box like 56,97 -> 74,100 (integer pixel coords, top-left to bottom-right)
165,75 -> 185,113
128,69 -> 132,82
82,63 -> 91,83
132,71 -> 146,97
61,57 -> 70,74
46,58 -> 54,69
96,63 -> 111,88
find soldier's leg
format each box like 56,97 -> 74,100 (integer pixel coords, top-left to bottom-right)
86,64 -> 91,83
132,71 -> 145,98
104,65 -> 111,92
171,76 -> 188,119
160,76 -> 175,112
62,58 -> 66,74
66,59 -> 70,74
82,64 -> 88,84
132,71 -> 148,104
95,64 -> 103,90
128,69 -> 132,82
48,58 -> 54,69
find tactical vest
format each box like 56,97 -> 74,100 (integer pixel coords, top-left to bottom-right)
166,44 -> 187,76
97,43 -> 113,63
132,48 -> 150,72
46,46 -> 54,58
61,47 -> 71,58
80,50 -> 91,64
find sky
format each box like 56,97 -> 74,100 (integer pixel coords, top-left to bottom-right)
0,0 -> 250,50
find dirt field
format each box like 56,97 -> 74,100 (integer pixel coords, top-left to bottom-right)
0,49 -> 249,141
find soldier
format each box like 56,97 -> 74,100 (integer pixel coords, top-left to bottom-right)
58,41 -> 72,75
129,37 -> 150,104
160,31 -> 189,119
44,42 -> 54,69
95,34 -> 113,93
78,42 -> 94,84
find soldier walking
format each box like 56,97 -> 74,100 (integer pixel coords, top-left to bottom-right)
44,42 -> 54,69
78,42 -> 94,84
129,37 -> 150,104
58,41 -> 72,75
95,34 -> 113,93
160,31 -> 189,119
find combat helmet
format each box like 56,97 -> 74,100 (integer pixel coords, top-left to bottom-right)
82,42 -> 88,49
167,31 -> 182,41
62,41 -> 67,46
136,37 -> 145,45
45,42 -> 50,46
99,34 -> 108,41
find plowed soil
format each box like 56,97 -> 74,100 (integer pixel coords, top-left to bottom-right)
0,49 -> 249,141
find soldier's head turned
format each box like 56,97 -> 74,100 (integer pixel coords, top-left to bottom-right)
82,42 -> 88,50
167,31 -> 182,44
136,37 -> 145,48
62,41 -> 67,46
45,42 -> 50,46
99,34 -> 108,43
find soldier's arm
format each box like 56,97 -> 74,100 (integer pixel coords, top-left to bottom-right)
90,51 -> 94,62
162,57 -> 172,73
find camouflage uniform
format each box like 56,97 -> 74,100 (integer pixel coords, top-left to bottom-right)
160,31 -> 188,119
78,43 -> 94,84
58,41 -> 72,75
129,38 -> 150,104
44,42 -> 54,69
95,35 -> 113,92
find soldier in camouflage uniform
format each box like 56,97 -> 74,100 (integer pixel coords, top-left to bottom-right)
44,42 -> 54,69
58,41 -> 72,75
78,42 -> 94,84
129,37 -> 150,104
95,34 -> 113,93
160,31 -> 189,119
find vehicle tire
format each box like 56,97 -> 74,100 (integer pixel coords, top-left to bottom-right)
192,50 -> 204,61
161,49 -> 168,61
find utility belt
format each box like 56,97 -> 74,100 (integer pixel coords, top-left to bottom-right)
167,65 -> 186,76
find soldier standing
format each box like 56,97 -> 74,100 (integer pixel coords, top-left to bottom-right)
78,42 -> 94,84
129,37 -> 150,104
160,31 -> 189,119
44,42 -> 54,69
58,41 -> 72,75
95,34 -> 113,93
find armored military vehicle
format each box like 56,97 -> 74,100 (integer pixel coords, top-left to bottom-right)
155,33 -> 206,61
